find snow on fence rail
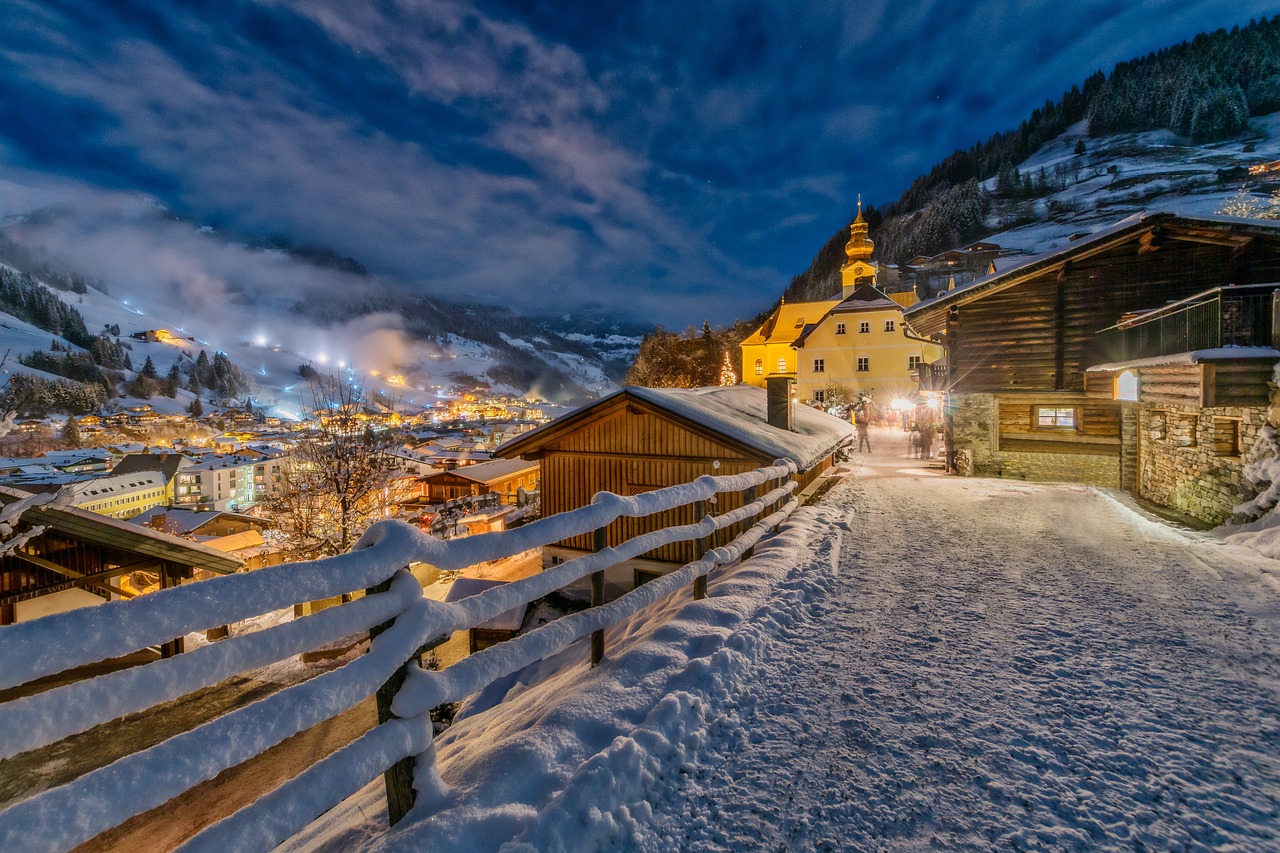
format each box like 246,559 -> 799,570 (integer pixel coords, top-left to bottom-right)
0,460 -> 800,853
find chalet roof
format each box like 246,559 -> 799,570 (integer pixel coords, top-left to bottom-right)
740,297 -> 841,347
0,486 -> 243,574
494,385 -> 853,472
65,471 -> 166,502
903,212 -> 1280,337
129,506 -> 262,536
793,285 -> 902,348
112,452 -> 192,483
1085,346 -> 1280,372
422,457 -> 538,485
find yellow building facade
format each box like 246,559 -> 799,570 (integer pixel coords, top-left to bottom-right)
740,199 -> 944,408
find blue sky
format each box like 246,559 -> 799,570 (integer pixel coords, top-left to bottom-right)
0,1 -> 1273,325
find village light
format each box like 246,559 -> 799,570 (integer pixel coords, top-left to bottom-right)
891,397 -> 912,413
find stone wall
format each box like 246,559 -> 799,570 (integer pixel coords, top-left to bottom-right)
947,393 -> 1120,486
1135,403 -> 1267,525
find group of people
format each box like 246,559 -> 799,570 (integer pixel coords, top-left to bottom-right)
850,416 -> 936,459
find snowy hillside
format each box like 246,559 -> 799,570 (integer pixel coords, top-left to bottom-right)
975,114 -> 1280,259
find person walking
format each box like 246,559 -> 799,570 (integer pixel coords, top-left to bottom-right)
919,422 -> 934,461
856,419 -> 872,453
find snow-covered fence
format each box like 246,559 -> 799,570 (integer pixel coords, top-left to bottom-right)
0,460 -> 800,853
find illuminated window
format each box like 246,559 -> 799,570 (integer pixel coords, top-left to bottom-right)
1116,370 -> 1138,401
777,358 -> 786,372
1035,406 -> 1077,430
857,357 -> 869,372
813,358 -> 825,373
835,323 -> 846,335
754,359 -> 763,376
859,322 -> 870,333
884,320 -> 896,332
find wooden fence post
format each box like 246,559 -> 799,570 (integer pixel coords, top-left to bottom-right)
742,485 -> 757,559
367,572 -> 422,827
591,526 -> 606,665
693,500 -> 710,600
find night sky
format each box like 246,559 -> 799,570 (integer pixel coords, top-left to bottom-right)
0,1 -> 1273,325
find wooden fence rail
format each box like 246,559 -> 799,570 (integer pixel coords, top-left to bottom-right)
0,460 -> 801,853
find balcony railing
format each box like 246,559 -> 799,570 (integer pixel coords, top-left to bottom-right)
1096,283 -> 1280,363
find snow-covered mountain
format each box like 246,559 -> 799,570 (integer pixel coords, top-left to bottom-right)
0,206 -> 644,416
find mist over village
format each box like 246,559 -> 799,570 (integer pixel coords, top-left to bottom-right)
1,3 -> 1280,851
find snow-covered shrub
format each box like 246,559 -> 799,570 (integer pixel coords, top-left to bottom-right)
1234,423 -> 1280,521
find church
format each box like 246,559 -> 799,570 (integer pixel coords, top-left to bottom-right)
739,201 -> 943,411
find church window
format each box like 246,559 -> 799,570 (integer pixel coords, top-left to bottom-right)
754,359 -> 763,376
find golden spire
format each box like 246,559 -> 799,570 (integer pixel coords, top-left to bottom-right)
843,194 -> 874,266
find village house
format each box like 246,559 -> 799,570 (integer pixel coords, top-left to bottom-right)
742,200 -> 943,411
130,507 -> 285,570
492,383 -> 852,598
418,457 -> 539,504
902,211 -> 1280,525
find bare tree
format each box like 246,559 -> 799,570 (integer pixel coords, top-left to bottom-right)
265,374 -> 401,556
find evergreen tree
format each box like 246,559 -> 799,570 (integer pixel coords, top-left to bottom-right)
187,397 -> 204,418
60,415 -> 82,449
164,363 -> 181,397
141,355 -> 159,379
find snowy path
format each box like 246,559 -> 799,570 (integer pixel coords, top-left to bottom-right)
633,437 -> 1280,850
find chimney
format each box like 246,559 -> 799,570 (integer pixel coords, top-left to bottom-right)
766,376 -> 794,432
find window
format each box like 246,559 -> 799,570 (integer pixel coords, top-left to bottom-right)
777,358 -> 786,372
884,320 -> 896,332
813,390 -> 826,404
813,358 -> 825,373
1035,406 -> 1077,430
857,357 -> 869,372
754,359 -> 763,376
908,355 -> 923,371
1116,370 -> 1138,402
859,321 -> 870,334
835,323 -> 846,335
1173,415 -> 1198,448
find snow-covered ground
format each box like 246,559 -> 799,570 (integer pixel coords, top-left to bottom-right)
289,428 -> 1280,851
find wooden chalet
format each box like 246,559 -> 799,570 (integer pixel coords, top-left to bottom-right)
0,488 -> 243,651
492,384 -> 853,596
418,457 -> 539,505
903,212 -> 1280,524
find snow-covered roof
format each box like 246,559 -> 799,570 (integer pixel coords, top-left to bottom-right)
129,506 -> 260,535
1085,347 -> 1280,372
499,385 -> 851,472
626,386 -> 853,470
424,457 -> 538,485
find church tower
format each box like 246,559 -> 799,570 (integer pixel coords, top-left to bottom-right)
840,196 -> 878,300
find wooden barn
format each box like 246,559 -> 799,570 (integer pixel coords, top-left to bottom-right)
903,212 -> 1280,524
0,488 -> 243,650
492,383 -> 853,596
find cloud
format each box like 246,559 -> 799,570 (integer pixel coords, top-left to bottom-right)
0,0 -> 1273,327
